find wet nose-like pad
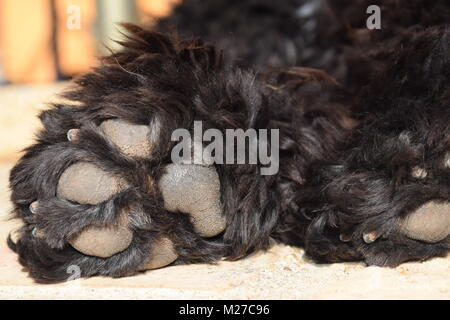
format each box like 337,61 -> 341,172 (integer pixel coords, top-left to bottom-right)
158,164 -> 226,238
57,162 -> 128,205
399,201 -> 450,243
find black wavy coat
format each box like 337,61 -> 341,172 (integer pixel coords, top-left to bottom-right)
8,24 -> 352,283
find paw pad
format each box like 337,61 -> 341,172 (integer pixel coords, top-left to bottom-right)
35,119 -> 226,270
399,201 -> 450,243
57,162 -> 128,205
100,119 -> 152,158
69,211 -> 133,258
139,237 -> 178,270
158,164 -> 226,237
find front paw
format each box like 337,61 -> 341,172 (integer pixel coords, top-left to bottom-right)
345,201 -> 450,266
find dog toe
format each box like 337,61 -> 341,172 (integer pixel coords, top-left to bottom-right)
158,163 -> 226,238
139,237 -> 178,270
399,201 -> 450,243
100,119 -> 152,158
68,210 -> 133,258
57,162 -> 128,205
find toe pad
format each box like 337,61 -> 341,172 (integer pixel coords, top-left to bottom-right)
139,237 -> 178,270
69,212 -> 133,258
158,164 -> 226,237
100,119 -> 152,158
57,162 -> 128,205
400,201 -> 450,243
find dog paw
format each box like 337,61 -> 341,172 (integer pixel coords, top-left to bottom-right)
398,202 -> 450,243
25,119 -> 226,271
339,201 -> 450,267
354,201 -> 450,245
158,164 -> 226,238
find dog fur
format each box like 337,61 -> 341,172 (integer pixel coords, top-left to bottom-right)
8,24 -> 352,283
277,26 -> 450,267
7,0 -> 450,282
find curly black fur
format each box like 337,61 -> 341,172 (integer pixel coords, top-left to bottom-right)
156,0 -> 450,91
278,25 -> 450,267
156,0 -> 348,78
8,24 -> 352,283
6,0 -> 450,283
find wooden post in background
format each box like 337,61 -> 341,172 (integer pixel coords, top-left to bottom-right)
0,0 -> 178,83
0,0 -> 97,83
136,0 -> 181,25
0,0 -> 56,83
95,0 -> 138,55
55,0 -> 97,77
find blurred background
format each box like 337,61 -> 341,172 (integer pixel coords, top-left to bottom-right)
0,0 -> 180,84
0,0 -> 179,162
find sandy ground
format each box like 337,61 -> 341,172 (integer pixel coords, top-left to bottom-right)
0,83 -> 448,300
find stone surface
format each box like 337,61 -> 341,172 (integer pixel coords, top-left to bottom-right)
0,83 -> 67,161
0,84 -> 449,299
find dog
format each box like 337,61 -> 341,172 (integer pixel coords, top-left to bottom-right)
7,24 -> 352,283
277,26 -> 450,267
7,0 -> 450,282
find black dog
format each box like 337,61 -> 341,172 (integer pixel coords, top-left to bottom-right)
7,1 -> 450,283
278,26 -> 450,267
8,24 -> 352,283
157,0 -> 450,91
